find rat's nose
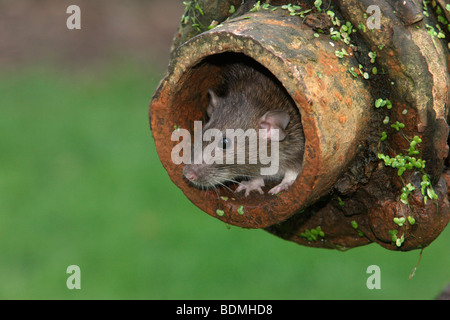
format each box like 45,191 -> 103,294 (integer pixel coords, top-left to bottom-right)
185,171 -> 198,181
183,166 -> 198,182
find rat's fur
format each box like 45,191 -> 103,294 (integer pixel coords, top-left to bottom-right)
183,62 -> 305,196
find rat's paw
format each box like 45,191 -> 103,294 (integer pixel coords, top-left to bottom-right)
236,178 -> 265,197
268,182 -> 292,195
268,169 -> 299,195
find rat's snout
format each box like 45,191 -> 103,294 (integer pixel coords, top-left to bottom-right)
183,165 -> 198,182
183,163 -> 210,184
184,170 -> 197,182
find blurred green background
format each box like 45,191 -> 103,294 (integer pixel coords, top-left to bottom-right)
0,0 -> 449,300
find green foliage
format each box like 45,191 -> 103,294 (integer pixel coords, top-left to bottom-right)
374,87 -> 440,249
300,226 -> 325,241
375,94 -> 436,209
351,221 -> 364,237
182,0 -> 217,32
368,51 -> 377,63
314,0 -> 322,13
374,98 -> 392,109
335,48 -> 349,58
249,2 -> 315,17
348,67 -> 358,78
389,230 -> 405,247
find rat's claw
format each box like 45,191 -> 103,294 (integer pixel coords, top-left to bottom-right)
236,178 -> 265,197
268,169 -> 298,195
268,183 -> 290,195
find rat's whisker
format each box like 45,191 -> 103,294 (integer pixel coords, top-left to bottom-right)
212,175 -> 246,190
215,180 -> 236,195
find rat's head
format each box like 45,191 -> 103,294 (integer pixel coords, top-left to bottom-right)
183,89 -> 290,189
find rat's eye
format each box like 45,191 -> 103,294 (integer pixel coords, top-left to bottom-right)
218,137 -> 233,150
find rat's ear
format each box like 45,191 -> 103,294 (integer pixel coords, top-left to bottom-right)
259,110 -> 290,141
207,89 -> 220,117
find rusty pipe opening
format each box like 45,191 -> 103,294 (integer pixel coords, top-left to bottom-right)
150,10 -> 372,228
149,1 -> 450,251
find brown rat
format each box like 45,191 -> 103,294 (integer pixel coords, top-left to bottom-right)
183,62 -> 305,196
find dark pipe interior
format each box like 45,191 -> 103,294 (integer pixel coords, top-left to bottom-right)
172,52 -> 304,199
